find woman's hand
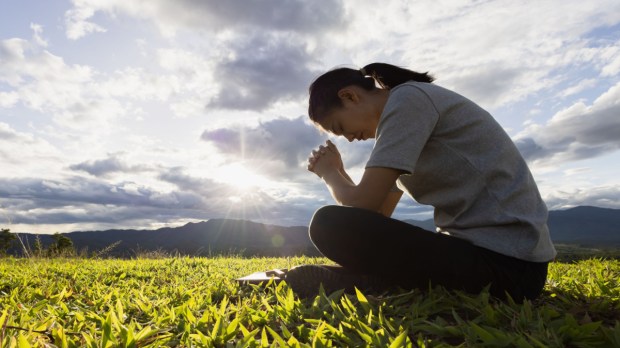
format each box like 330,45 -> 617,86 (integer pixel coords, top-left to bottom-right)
307,140 -> 343,178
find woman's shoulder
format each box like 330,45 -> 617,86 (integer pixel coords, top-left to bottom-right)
390,81 -> 462,101
393,81 -> 456,94
392,82 -> 482,111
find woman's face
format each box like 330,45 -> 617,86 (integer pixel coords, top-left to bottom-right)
320,107 -> 376,142
318,86 -> 383,142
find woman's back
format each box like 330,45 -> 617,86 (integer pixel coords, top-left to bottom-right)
367,81 -> 556,262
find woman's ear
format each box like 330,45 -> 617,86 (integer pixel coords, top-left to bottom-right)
337,88 -> 359,104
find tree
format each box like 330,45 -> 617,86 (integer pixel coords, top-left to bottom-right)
49,233 -> 74,256
0,228 -> 17,256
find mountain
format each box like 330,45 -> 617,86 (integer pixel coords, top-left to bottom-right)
6,206 -> 619,258
547,206 -> 620,246
9,219 -> 321,258
405,206 -> 620,247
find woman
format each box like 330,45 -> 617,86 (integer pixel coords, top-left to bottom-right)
284,63 -> 556,301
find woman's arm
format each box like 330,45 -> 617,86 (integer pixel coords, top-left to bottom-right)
379,190 -> 403,217
335,171 -> 402,217
319,165 -> 403,213
309,140 -> 403,215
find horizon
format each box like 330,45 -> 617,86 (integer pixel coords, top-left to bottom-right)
1,1 -> 620,234
8,204 -> 618,235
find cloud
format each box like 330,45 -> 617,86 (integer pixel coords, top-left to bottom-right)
0,91 -> 19,108
556,78 -> 597,98
0,32 -> 181,136
65,0 -> 345,38
0,174 -> 221,225
158,167 -> 230,198
62,0 -> 343,111
157,34 -> 321,112
65,5 -> 107,40
514,81 -> 620,165
441,65 -> 528,110
342,0 -> 620,109
201,116 -> 325,170
544,185 -> 620,210
210,33 -> 320,110
0,123 -> 62,172
0,34 -> 118,132
200,115 -> 381,190
69,154 -> 150,177
156,166 -> 321,225
0,167 -> 320,230
3,0 -> 617,234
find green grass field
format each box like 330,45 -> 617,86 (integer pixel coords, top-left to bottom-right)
1,256 -> 619,347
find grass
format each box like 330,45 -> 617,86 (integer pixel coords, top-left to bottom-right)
0,256 -> 619,347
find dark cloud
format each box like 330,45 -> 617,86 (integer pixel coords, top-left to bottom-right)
202,116 -> 325,169
158,167 -> 231,197
446,66 -> 521,107
162,0 -> 345,33
514,137 -> 547,162
0,177 -> 201,210
69,155 -> 145,177
516,137 -> 616,164
200,116 -> 381,193
0,172 -> 318,229
210,34 -> 320,110
514,82 -> 620,165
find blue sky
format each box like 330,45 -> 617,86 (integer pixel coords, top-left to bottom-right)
1,0 -> 619,233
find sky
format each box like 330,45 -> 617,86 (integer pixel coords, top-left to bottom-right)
1,0 -> 619,234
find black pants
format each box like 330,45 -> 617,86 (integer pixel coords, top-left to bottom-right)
309,205 -> 549,301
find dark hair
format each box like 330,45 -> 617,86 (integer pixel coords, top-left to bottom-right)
308,63 -> 434,122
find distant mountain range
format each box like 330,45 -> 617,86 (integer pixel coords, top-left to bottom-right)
7,206 -> 619,257
9,219 -> 320,258
405,206 -> 620,247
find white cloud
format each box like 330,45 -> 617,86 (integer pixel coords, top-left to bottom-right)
65,5 -> 107,40
0,123 -> 63,177
336,0 -> 620,109
600,44 -> 620,77
95,67 -> 180,101
0,91 -> 18,108
30,23 -> 48,47
544,185 -> 620,210
557,79 -> 597,98
0,36 -> 94,112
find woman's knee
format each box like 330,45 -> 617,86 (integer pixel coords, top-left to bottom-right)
308,205 -> 341,243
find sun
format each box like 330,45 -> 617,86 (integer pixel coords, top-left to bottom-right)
211,162 -> 270,190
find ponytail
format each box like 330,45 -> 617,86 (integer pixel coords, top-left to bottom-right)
361,63 -> 434,90
308,63 -> 434,123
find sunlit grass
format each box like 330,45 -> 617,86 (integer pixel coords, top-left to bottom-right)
0,257 -> 618,347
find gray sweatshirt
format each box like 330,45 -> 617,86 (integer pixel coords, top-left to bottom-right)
366,82 -> 556,262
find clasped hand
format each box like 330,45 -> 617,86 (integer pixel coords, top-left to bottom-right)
307,140 -> 343,178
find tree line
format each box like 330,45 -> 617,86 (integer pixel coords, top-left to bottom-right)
0,228 -> 75,257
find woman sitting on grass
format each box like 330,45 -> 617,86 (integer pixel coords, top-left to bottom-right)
284,63 -> 556,302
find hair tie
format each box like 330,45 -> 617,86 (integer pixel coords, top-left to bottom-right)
359,67 -> 367,76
